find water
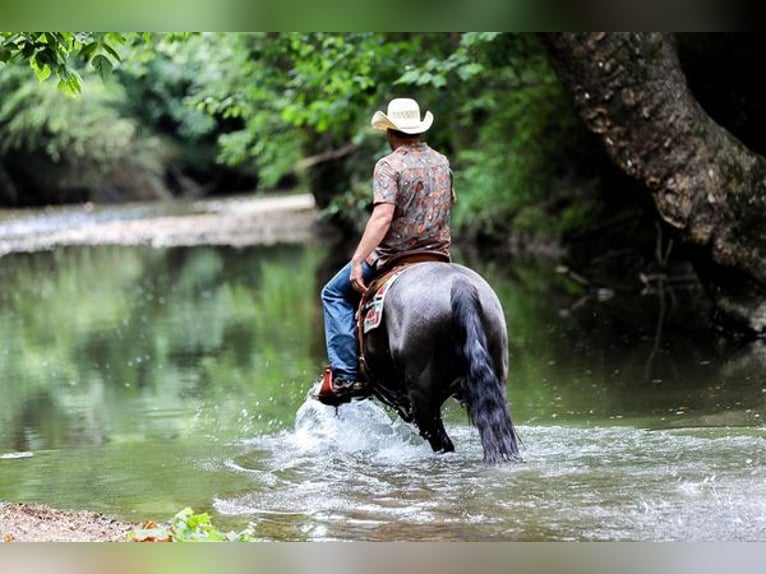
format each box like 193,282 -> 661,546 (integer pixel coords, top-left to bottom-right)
222,400 -> 766,541
0,240 -> 764,540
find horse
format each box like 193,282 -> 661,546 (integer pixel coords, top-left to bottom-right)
360,261 -> 521,464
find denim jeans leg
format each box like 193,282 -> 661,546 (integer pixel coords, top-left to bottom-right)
321,260 -> 374,381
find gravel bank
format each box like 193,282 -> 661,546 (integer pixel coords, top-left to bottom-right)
0,502 -> 137,542
0,193 -> 325,256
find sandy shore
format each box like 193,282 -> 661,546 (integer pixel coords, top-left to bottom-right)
0,502 -> 137,542
0,193 -> 326,256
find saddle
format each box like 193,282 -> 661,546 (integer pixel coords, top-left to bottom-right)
356,249 -> 449,383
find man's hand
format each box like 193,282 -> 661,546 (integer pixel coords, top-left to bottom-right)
350,260 -> 367,293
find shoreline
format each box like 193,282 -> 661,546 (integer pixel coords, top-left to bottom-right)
1,501 -> 138,542
0,192 -> 328,257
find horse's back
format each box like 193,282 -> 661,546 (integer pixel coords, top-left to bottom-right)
387,262 -> 503,317
382,262 -> 508,380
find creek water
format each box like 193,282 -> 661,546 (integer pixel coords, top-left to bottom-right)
0,235 -> 765,541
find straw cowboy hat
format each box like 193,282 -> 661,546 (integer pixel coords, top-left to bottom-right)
371,98 -> 433,134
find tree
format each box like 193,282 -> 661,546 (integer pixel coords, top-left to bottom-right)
191,33 -> 421,212
541,33 -> 766,339
0,32 -> 133,94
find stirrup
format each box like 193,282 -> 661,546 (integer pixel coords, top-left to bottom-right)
312,367 -> 369,407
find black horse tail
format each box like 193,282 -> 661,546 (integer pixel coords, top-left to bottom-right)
451,277 -> 520,464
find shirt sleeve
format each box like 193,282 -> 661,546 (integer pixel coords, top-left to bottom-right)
372,159 -> 398,205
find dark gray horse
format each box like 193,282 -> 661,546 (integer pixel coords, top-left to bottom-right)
363,261 -> 520,463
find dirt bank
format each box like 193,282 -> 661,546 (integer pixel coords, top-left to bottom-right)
0,502 -> 137,542
0,193 -> 328,256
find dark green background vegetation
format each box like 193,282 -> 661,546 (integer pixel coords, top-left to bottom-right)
0,33 -> 762,263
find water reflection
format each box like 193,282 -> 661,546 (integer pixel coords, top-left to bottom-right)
0,244 -> 326,454
0,241 -> 763,539
463,251 -> 765,429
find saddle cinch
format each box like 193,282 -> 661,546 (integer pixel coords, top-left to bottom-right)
356,249 -> 449,384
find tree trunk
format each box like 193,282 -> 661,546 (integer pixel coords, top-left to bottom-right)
540,32 -> 766,338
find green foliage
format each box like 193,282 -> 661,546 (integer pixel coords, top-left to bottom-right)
0,32 -> 607,247
0,32 -> 134,95
0,64 -> 167,203
453,78 -> 571,239
321,32 -> 604,245
129,507 -> 259,542
396,32 -> 501,89
434,35 -> 601,246
116,33 -> 217,140
0,67 -> 133,163
191,33 -> 416,187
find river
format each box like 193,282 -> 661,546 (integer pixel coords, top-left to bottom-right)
0,196 -> 764,541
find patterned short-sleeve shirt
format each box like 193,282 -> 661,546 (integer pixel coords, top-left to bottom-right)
370,142 -> 454,268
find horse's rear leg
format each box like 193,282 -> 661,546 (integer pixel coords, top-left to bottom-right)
412,400 -> 454,454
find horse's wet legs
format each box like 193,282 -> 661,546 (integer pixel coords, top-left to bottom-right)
412,402 -> 454,454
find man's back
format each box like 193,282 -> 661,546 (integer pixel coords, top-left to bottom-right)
371,141 -> 453,267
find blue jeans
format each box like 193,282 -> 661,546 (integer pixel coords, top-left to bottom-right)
321,260 -> 374,382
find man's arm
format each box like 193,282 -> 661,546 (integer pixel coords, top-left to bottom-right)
350,202 -> 395,292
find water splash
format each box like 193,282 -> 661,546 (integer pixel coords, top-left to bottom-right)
290,392 -> 429,463
216,394 -> 473,539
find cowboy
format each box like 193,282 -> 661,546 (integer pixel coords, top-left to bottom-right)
316,97 -> 456,405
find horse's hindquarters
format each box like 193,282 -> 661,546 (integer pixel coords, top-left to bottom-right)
364,262 -> 519,461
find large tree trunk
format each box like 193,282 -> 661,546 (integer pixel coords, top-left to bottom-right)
541,32 -> 766,338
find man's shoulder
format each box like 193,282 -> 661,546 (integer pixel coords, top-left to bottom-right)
376,144 -> 450,169
430,148 -> 450,164
375,149 -> 406,169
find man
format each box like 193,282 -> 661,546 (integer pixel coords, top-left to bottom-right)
316,97 -> 455,405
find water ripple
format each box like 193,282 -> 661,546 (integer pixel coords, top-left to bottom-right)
215,398 -> 766,541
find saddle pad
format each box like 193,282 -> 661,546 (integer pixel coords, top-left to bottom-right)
361,268 -> 406,334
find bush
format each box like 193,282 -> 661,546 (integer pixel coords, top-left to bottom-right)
0,65 -> 169,205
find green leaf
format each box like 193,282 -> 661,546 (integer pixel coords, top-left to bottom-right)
186,512 -> 212,530
457,63 -> 484,81
31,60 -> 51,82
461,32 -> 501,47
102,43 -> 122,62
35,64 -> 51,82
57,73 -> 82,96
432,74 -> 447,88
396,69 -> 421,85
105,32 -> 127,45
79,42 -> 98,61
92,54 -> 113,80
